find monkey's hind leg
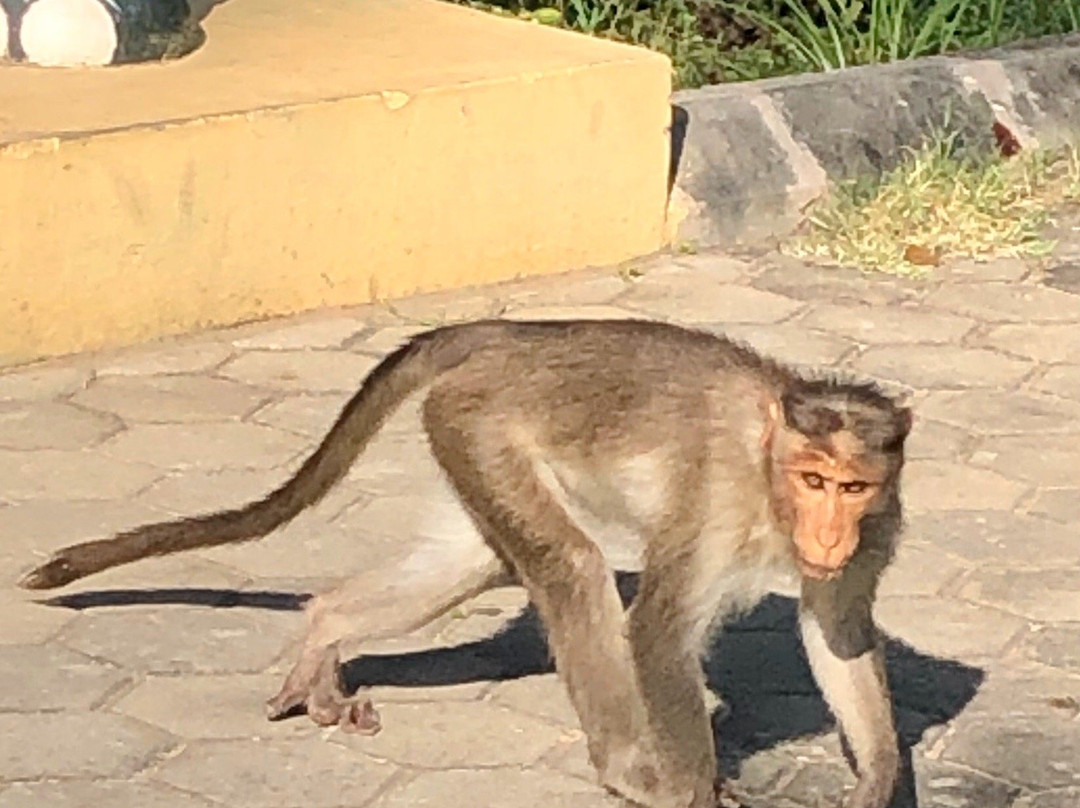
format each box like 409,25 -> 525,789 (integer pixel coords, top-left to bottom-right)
266,539 -> 510,729
422,424 -> 663,804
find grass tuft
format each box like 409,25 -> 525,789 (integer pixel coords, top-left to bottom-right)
783,133 -> 1080,276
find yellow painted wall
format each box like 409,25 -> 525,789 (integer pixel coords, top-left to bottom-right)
0,0 -> 671,364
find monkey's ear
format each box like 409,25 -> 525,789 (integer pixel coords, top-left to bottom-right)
897,407 -> 914,440
760,394 -> 783,449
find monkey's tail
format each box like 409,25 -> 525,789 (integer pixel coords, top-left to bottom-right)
18,323 -> 489,591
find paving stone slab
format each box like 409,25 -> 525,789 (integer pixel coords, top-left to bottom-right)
619,275 -> 803,324
73,374 -> 272,423
0,644 -> 128,712
902,418 -> 972,461
0,590 -> 78,644
490,673 -> 579,727
797,304 -> 977,345
113,672 -> 320,740
722,747 -> 805,798
709,323 -> 855,368
875,596 -> 1027,661
957,665 -> 1080,723
877,543 -> 964,598
59,606 -> 298,675
912,757 -> 1023,808
667,253 -> 754,282
217,349 -> 380,393
774,754 -> 851,807
371,767 -> 620,808
923,283 -> 1080,323
249,392 -> 347,438
847,345 -> 1032,390
0,452 -> 165,503
0,712 -> 175,780
973,323 -> 1080,364
917,391 -> 1080,435
0,780 -> 219,808
56,552 -> 251,595
350,325 -> 432,356
94,340 -> 236,377
942,716 -> 1080,790
1043,261 -> 1080,293
0,364 -> 93,400
384,289 -> 505,324
332,700 -> 567,768
499,270 -> 629,309
152,737 -> 398,807
502,304 -> 640,322
133,466 -> 295,517
937,256 -> 1032,283
969,434 -> 1080,487
0,500 -> 167,574
197,517 -> 398,580
1033,364 -> 1080,400
0,401 -> 121,451
904,511 -> 1080,567
537,731 -> 601,783
100,422 -> 307,471
1013,788 -> 1080,808
902,461 -> 1029,512
749,256 -> 923,306
231,316 -> 369,350
1017,625 -> 1080,674
1026,488 -> 1080,524
957,567 -> 1080,624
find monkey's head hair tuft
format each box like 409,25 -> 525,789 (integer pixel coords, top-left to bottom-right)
781,375 -> 913,453
18,555 -> 81,590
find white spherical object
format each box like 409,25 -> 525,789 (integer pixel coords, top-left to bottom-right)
19,0 -> 118,67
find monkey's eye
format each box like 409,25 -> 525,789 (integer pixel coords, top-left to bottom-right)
840,481 -> 869,495
801,472 -> 825,490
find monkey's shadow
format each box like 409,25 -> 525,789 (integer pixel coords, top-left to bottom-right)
340,577 -> 983,808
48,577 -> 982,808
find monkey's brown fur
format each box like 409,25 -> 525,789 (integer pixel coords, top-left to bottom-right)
20,319 -> 912,808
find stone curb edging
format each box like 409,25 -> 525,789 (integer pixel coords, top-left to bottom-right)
668,33 -> 1080,247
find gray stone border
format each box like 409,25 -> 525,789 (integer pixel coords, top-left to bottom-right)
669,33 -> 1080,246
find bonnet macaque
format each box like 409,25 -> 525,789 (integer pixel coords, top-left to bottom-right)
22,319 -> 912,808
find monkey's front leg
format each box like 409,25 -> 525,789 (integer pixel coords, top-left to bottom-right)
625,572 -> 718,808
800,567 -> 900,808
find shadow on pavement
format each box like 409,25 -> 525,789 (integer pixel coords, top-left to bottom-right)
42,580 -> 983,808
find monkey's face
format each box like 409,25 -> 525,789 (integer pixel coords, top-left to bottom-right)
776,445 -> 887,579
762,388 -> 910,580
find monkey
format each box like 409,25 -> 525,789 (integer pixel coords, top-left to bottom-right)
19,318 -> 912,808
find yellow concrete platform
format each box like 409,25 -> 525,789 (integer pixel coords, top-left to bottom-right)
0,0 -> 671,364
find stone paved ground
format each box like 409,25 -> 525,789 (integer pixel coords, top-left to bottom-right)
1,234 -> 1079,808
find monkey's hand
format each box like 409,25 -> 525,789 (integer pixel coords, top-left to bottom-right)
844,758 -> 900,808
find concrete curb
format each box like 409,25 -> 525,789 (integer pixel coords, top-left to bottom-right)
668,33 -> 1080,247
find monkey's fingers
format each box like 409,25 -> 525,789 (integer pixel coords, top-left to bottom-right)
713,779 -> 746,808
265,688 -> 308,721
339,699 -> 382,736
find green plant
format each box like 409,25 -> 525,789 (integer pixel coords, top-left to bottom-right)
784,132 -> 1080,276
450,0 -> 1080,88
719,0 -> 976,71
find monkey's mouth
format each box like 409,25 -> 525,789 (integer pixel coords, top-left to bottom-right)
795,555 -> 843,580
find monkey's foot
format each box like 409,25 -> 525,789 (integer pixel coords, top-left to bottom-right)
265,646 -> 383,735
266,680 -> 383,733
265,686 -> 307,721
338,698 -> 382,735
600,747 -> 721,808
